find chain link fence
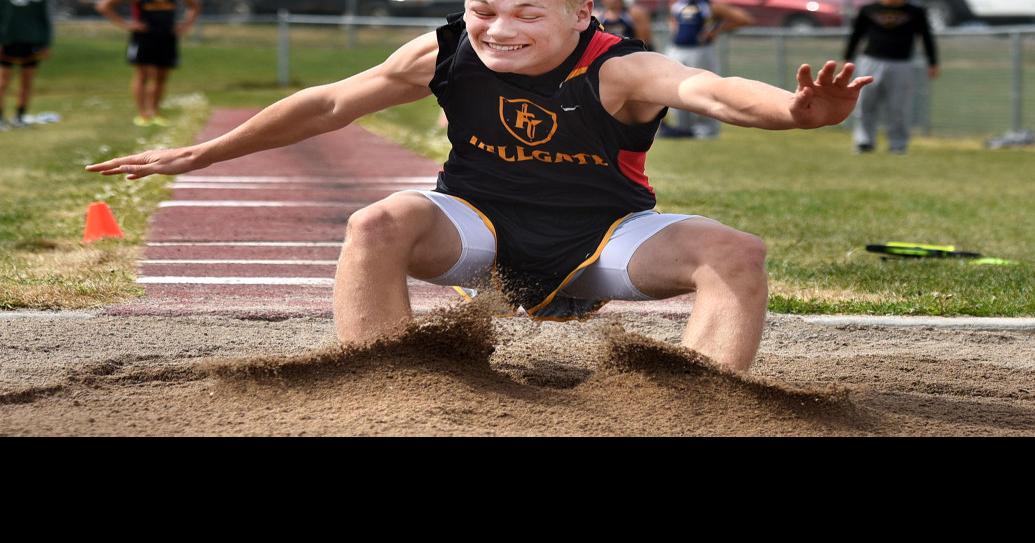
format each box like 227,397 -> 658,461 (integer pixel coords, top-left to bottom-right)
709,26 -> 1035,138
60,12 -> 1035,139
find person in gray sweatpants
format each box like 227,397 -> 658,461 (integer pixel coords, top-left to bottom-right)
845,0 -> 939,154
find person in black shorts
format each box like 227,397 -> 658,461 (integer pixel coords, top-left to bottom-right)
88,0 -> 872,372
97,0 -> 200,127
0,0 -> 52,129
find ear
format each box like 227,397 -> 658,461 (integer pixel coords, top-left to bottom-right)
573,0 -> 595,31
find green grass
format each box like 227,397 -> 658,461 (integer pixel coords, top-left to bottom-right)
647,127 -> 1035,315
1,21 -> 1032,315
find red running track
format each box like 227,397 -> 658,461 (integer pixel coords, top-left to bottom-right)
106,108 -> 694,320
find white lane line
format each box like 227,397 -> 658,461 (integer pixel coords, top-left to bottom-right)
140,259 -> 337,265
159,201 -> 365,207
171,182 -> 432,190
138,276 -> 334,285
172,183 -> 328,190
0,310 -> 101,320
137,276 -> 440,287
802,315 -> 1035,330
177,175 -> 436,184
147,241 -> 342,247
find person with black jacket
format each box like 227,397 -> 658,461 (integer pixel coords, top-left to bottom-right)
845,0 -> 939,154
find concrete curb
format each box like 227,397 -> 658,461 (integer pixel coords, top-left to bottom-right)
3,309 -> 1035,331
799,315 -> 1035,331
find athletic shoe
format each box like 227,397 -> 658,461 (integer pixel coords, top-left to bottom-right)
37,112 -> 60,123
854,143 -> 874,154
133,116 -> 152,127
452,286 -> 479,301
151,116 -> 171,127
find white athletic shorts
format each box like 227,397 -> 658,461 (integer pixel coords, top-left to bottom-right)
409,190 -> 697,301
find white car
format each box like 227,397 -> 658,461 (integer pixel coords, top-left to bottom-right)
916,0 -> 1035,30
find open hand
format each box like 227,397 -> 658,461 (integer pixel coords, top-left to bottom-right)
86,147 -> 204,180
790,61 -> 873,129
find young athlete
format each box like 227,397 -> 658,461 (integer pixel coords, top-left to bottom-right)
87,0 -> 872,372
97,0 -> 200,127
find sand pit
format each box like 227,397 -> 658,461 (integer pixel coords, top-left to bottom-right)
1,299 -> 1033,436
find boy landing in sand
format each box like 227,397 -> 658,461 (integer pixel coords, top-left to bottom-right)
88,0 -> 872,372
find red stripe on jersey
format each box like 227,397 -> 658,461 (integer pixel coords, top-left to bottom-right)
565,31 -> 622,81
617,150 -> 655,195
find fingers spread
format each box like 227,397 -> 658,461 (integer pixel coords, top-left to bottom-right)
796,64 -> 813,89
817,60 -> 836,86
833,62 -> 855,86
847,75 -> 875,89
792,85 -> 813,111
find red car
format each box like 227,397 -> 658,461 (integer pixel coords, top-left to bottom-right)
726,0 -> 847,28
638,0 -> 850,29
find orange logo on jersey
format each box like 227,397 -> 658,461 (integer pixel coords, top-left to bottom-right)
499,97 -> 557,147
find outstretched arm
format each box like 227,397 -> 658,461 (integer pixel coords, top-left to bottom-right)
87,32 -> 439,179
601,52 -> 873,130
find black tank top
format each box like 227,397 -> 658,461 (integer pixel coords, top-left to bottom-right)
430,14 -> 664,316
132,0 -> 177,35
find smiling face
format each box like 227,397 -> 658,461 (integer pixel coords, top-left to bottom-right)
464,0 -> 594,76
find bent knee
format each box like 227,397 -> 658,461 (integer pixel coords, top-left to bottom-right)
344,194 -> 437,251
730,232 -> 767,270
694,228 -> 767,279
345,204 -> 410,249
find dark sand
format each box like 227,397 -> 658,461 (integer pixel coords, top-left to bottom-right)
2,298 -> 1033,436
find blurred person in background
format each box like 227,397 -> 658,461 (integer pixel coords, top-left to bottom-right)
660,0 -> 752,138
845,0 -> 938,154
0,0 -> 52,129
595,0 -> 654,50
97,0 -> 200,127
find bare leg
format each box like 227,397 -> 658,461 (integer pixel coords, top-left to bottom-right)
131,65 -> 151,118
627,217 -> 768,372
17,66 -> 36,114
0,66 -> 11,118
152,67 -> 170,117
333,192 -> 462,345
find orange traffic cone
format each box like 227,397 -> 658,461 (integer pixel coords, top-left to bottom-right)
82,202 -> 124,243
